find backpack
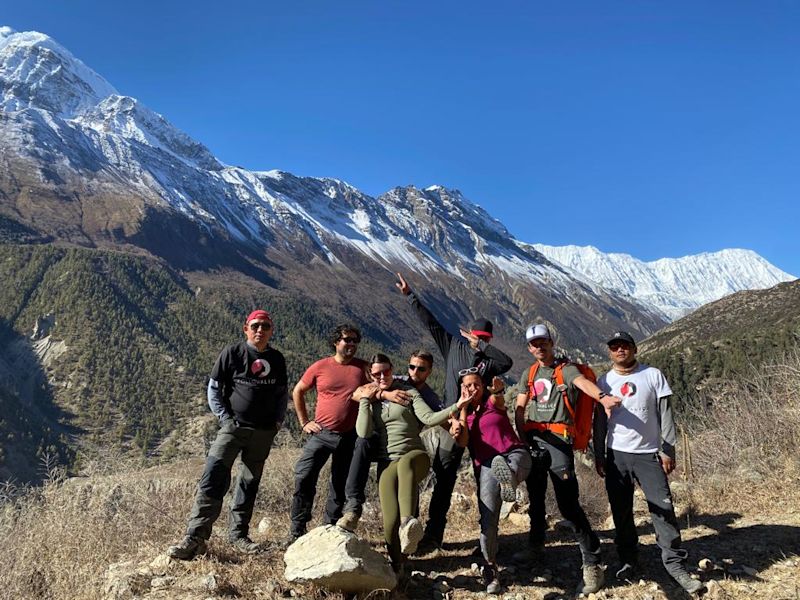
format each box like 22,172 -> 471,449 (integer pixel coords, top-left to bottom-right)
526,360 -> 597,451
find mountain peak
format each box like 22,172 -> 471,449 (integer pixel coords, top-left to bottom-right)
0,26 -> 117,117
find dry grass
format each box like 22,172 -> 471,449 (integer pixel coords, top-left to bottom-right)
2,356 -> 800,599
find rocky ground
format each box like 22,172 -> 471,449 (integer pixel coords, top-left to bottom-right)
92,453 -> 800,600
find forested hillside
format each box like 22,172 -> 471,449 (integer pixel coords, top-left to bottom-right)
0,244 -> 453,481
640,279 -> 800,402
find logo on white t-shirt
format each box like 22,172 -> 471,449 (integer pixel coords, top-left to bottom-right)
620,381 -> 637,397
250,359 -> 272,378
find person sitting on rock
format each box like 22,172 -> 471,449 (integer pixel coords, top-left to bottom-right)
452,369 -> 532,595
353,353 -> 470,577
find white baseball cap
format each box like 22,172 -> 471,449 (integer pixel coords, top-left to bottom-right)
525,324 -> 552,342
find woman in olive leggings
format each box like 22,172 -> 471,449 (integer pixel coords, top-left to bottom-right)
354,354 -> 469,573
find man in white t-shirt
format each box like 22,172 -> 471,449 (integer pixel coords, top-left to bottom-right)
595,331 -> 704,596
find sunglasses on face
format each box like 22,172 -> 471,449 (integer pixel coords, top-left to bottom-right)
370,369 -> 391,379
608,343 -> 632,351
340,336 -> 360,344
249,322 -> 272,331
408,364 -> 429,373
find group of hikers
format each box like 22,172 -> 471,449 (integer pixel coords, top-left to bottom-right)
165,272 -> 705,596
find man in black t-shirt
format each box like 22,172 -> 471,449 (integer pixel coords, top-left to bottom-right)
168,309 -> 288,560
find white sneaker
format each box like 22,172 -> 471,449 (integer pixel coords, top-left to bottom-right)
398,517 -> 424,554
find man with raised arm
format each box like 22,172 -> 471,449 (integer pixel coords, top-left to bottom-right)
285,323 -> 409,545
514,323 -> 621,595
395,272 -> 513,552
167,309 -> 288,560
594,331 -> 704,595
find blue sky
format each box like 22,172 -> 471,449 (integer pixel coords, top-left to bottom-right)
6,1 -> 800,275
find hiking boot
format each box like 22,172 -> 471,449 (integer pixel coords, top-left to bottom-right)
578,564 -> 605,594
491,455 -> 517,502
278,532 -> 303,551
670,568 -> 705,595
336,511 -> 361,532
229,536 -> 261,554
167,535 -> 207,560
614,561 -> 638,582
413,534 -> 441,556
482,563 -> 502,595
512,540 -> 544,564
399,516 -> 424,555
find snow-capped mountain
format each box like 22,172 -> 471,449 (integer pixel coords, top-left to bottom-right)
531,244 -> 796,320
8,26 -> 785,357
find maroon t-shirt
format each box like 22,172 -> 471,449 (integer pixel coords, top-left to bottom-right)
466,396 -> 525,467
301,357 -> 368,433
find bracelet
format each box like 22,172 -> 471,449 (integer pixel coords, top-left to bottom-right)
598,391 -> 607,400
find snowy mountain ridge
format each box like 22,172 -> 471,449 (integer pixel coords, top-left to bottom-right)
531,243 -> 796,320
0,26 -> 790,351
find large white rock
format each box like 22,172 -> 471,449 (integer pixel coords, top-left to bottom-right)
284,525 -> 396,593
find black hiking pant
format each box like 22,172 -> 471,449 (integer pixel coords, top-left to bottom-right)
605,448 -> 687,572
289,428 -> 362,536
524,430 -> 601,566
423,430 -> 465,544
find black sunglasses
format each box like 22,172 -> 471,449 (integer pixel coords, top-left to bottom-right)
249,322 -> 272,331
408,364 -> 429,373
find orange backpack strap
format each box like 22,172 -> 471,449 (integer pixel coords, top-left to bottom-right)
526,362 -> 540,400
554,362 -> 576,421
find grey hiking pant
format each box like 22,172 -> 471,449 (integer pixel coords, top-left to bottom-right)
605,448 -> 688,572
186,420 -> 278,540
476,448 -> 532,563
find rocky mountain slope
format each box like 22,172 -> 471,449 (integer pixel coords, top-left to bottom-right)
638,279 -> 800,400
533,244 -> 795,320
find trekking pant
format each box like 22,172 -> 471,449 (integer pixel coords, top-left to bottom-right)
289,428 -> 357,536
525,430 -> 601,566
344,433 -> 383,516
605,448 -> 687,573
476,448 -> 532,563
379,449 -> 431,564
186,421 -> 278,540
423,428 -> 465,544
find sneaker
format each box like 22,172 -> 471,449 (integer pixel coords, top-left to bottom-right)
336,511 -> 361,532
167,535 -> 207,560
399,517 -> 424,554
578,564 -> 605,594
614,561 -> 637,582
670,568 -> 705,595
482,564 -> 502,595
491,455 -> 517,503
229,536 -> 261,554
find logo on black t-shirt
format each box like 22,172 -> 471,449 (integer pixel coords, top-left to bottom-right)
250,359 -> 272,378
620,381 -> 637,397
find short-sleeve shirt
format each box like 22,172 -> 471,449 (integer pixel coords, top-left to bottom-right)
301,357 -> 368,433
598,364 -> 672,453
519,361 -> 582,424
209,342 -> 288,428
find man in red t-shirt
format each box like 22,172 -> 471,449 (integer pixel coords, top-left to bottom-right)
286,323 -> 408,543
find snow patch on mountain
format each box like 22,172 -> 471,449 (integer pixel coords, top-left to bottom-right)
531,244 -> 797,320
